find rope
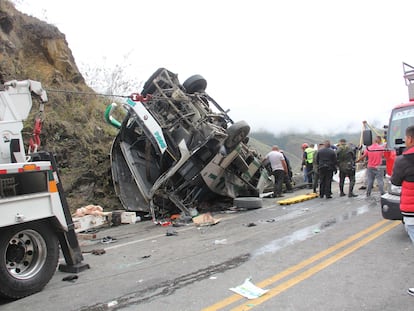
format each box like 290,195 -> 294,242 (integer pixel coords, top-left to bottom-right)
45,88 -> 130,98
44,88 -> 190,102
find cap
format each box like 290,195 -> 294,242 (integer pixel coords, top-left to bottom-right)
302,143 -> 309,148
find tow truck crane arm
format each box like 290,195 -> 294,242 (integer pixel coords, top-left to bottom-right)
0,79 -> 89,300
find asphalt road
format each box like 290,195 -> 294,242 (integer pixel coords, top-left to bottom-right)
2,185 -> 414,311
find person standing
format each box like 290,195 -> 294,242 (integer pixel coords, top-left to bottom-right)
301,143 -> 309,183
356,135 -> 385,197
264,145 -> 288,198
336,138 -> 358,197
280,150 -> 293,193
303,143 -> 315,188
316,140 -> 337,199
390,126 -> 414,296
312,143 -> 324,193
357,145 -> 368,190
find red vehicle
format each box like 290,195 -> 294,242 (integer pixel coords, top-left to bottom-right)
373,63 -> 414,220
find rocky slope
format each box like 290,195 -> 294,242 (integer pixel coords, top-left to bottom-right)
0,1 -> 121,211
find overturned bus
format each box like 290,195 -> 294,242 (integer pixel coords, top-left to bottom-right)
105,68 -> 272,220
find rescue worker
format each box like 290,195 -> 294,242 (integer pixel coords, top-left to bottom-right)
303,143 -> 315,188
390,125 -> 414,296
336,138 -> 358,197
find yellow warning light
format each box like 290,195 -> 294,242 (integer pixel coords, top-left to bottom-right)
22,164 -> 38,171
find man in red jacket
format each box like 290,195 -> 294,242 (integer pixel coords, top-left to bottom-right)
391,125 -> 414,296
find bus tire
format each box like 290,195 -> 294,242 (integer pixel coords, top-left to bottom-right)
183,75 -> 207,93
234,197 -> 263,209
225,121 -> 250,149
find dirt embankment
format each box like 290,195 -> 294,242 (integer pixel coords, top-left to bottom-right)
0,1 -> 122,212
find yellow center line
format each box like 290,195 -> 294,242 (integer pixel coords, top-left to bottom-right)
230,220 -> 400,311
202,219 -> 393,311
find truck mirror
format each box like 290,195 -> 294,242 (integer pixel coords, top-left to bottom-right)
397,146 -> 406,155
362,130 -> 372,146
395,138 -> 406,155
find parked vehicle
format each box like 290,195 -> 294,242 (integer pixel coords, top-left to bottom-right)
364,63 -> 414,220
0,80 -> 88,299
105,68 -> 272,220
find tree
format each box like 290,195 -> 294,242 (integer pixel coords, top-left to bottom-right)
79,53 -> 142,101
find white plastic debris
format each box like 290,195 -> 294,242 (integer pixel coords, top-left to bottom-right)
107,300 -> 118,307
214,239 -> 228,245
229,278 -> 268,299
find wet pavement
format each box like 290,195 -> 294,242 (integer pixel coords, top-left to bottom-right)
2,182 -> 413,311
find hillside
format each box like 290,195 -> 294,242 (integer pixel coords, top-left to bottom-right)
0,1 -> 121,210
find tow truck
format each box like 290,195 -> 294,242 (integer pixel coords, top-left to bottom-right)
364,62 -> 414,220
0,80 -> 89,299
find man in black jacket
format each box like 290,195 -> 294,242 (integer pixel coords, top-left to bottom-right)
316,140 -> 337,199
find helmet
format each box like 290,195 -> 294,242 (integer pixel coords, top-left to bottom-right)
302,143 -> 309,149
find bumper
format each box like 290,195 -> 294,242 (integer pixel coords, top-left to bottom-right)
380,193 -> 402,220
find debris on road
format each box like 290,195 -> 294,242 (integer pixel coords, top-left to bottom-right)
91,249 -> 106,256
73,210 -> 140,233
73,205 -> 105,217
62,275 -> 78,282
107,301 -> 118,308
172,214 -> 193,227
100,236 -> 117,244
192,213 -> 221,226
73,214 -> 109,233
230,278 -> 268,299
214,239 -> 228,245
166,228 -> 178,236
82,249 -> 106,256
76,232 -> 97,240
245,222 -> 257,227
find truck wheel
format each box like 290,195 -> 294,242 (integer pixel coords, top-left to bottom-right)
183,75 -> 207,93
0,222 -> 59,299
234,197 -> 263,209
225,121 -> 250,149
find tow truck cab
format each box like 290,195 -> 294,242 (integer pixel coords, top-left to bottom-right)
368,63 -> 414,221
